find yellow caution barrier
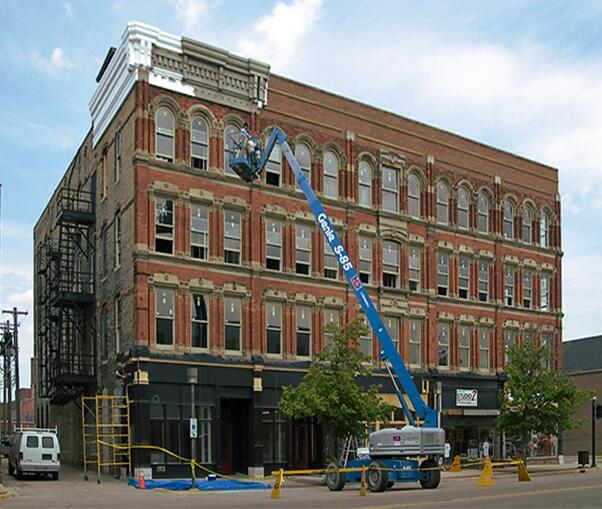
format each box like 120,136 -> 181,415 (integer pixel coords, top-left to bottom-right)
359,465 -> 367,497
271,469 -> 284,499
449,455 -> 462,472
476,458 -> 531,487
477,457 -> 495,487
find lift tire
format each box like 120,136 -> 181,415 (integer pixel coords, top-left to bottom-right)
8,463 -> 14,476
367,460 -> 389,493
325,461 -> 346,491
419,459 -> 441,489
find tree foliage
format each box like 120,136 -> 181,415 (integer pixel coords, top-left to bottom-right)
279,319 -> 393,446
498,339 -> 590,457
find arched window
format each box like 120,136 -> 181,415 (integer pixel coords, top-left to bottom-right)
358,160 -> 372,207
323,150 -> 339,199
408,174 -> 421,218
522,207 -> 533,243
295,142 -> 311,187
155,107 -> 175,162
191,116 -> 208,170
477,193 -> 489,234
457,187 -> 469,229
436,181 -> 450,225
503,201 -> 514,239
223,124 -> 239,176
540,212 -> 550,248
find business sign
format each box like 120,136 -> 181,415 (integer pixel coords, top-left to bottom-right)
190,418 -> 198,438
456,389 -> 478,407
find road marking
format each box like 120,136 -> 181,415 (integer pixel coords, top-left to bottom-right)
363,482 -> 602,509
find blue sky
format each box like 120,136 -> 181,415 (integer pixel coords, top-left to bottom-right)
1,0 -> 602,386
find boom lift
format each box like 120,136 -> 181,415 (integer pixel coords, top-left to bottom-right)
229,127 -> 445,492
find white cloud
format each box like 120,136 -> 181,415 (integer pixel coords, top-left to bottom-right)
238,0 -> 323,72
169,0 -> 211,35
32,47 -> 74,73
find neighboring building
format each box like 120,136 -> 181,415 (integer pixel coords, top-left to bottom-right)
34,22 -> 562,477
562,336 -> 602,456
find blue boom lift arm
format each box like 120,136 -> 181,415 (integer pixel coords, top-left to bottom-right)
229,126 -> 438,429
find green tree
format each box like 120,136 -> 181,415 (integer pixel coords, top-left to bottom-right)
279,318 -> 393,458
498,339 -> 590,459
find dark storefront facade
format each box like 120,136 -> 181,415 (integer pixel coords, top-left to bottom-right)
438,374 -> 506,459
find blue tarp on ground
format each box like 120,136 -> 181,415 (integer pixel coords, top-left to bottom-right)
127,477 -> 270,491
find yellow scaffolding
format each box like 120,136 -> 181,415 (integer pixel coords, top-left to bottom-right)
81,395 -> 131,483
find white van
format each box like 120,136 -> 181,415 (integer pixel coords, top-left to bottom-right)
8,428 -> 61,480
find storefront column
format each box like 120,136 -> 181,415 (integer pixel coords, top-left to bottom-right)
249,364 -> 264,478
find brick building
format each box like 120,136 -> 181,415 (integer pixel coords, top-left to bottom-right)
34,22 -> 562,477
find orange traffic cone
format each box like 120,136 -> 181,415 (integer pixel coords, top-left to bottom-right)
139,471 -> 146,489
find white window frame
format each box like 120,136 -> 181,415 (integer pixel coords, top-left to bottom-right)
504,265 -> 515,306
522,208 -> 533,243
358,236 -> 372,284
223,124 -> 239,176
458,324 -> 471,370
409,319 -> 422,367
437,321 -> 450,368
540,213 -> 550,248
382,241 -> 400,288
478,260 -> 489,302
478,327 -> 490,370
540,273 -> 550,311
323,308 -> 340,348
504,328 -> 517,364
323,150 -> 339,199
115,296 -> 121,353
224,210 -> 241,265
191,203 -> 209,260
114,130 -> 122,182
381,166 -> 399,213
407,174 -> 421,218
324,237 -> 339,279
155,288 -> 174,346
266,301 -> 282,356
155,107 -> 175,162
457,187 -> 470,230
437,252 -> 449,296
191,116 -> 209,170
265,218 -> 282,271
477,193 -> 489,234
503,201 -> 514,239
296,305 -> 312,358
224,297 -> 242,353
295,223 -> 312,275
384,316 -> 400,353
358,160 -> 372,207
458,256 -> 470,299
295,142 -> 311,189
436,181 -> 450,225
523,270 -> 532,308
408,246 -> 421,292
191,293 -> 209,350
155,197 -> 174,254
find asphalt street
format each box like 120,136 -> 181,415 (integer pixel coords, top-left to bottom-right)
0,462 -> 600,508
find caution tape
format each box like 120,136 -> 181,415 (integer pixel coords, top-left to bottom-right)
97,440 -> 274,482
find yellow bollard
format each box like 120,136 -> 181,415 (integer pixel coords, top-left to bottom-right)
477,457 -> 494,487
449,455 -> 462,473
359,465 -> 367,497
517,460 -> 531,482
271,468 -> 284,499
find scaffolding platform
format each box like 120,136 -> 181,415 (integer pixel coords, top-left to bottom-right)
82,395 -> 131,483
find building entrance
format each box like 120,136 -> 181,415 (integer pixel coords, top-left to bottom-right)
219,398 -> 250,474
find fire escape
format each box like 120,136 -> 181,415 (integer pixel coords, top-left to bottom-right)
37,188 -> 97,404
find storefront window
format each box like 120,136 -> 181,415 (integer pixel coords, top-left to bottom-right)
262,409 -> 286,463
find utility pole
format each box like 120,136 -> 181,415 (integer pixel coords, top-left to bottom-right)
3,320 -> 12,433
593,396 -> 597,468
2,308 -> 28,429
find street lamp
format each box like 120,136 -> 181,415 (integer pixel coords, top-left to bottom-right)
593,396 -> 597,468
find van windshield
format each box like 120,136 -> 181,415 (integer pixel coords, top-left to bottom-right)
42,437 -> 54,448
26,436 -> 39,448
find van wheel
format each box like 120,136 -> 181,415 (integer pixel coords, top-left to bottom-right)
52,472 -> 59,481
8,463 -> 14,476
15,468 -> 23,480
